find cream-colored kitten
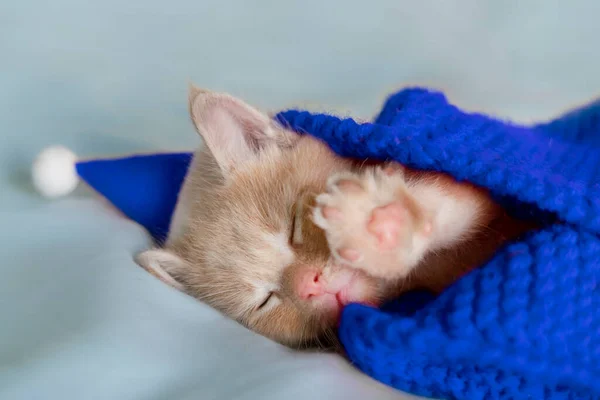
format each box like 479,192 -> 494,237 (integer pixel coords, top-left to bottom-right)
136,86 -> 533,348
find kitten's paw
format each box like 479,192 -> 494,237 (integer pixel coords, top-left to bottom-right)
313,165 -> 431,279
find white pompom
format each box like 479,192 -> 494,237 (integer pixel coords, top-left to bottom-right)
32,146 -> 79,198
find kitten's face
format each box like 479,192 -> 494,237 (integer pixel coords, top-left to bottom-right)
140,88 -> 391,348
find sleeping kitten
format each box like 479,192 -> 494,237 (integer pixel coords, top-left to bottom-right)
136,86 -> 533,348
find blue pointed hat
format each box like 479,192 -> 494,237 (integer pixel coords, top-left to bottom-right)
31,146 -> 193,244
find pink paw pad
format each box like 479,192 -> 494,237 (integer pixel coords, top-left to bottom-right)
338,248 -> 361,262
367,202 -> 406,250
322,206 -> 342,220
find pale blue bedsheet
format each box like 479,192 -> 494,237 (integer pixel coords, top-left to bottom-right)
1,1 -> 599,399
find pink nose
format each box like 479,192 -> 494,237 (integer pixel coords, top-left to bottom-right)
296,269 -> 325,300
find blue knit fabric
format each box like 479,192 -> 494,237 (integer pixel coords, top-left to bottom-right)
275,88 -> 600,400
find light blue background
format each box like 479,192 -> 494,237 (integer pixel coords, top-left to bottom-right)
1,1 -> 599,399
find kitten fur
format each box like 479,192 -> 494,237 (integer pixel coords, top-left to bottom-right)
136,86 -> 533,349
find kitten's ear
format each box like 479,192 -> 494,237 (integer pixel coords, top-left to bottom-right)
188,84 -> 292,175
135,249 -> 185,291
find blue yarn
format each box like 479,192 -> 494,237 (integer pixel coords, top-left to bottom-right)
275,88 -> 600,400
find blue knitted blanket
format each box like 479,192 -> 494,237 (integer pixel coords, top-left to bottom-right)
275,89 -> 600,400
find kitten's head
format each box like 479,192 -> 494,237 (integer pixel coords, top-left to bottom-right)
138,87 -> 393,348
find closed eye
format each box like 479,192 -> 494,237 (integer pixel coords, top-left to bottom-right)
256,292 -> 274,311
289,199 -> 303,246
